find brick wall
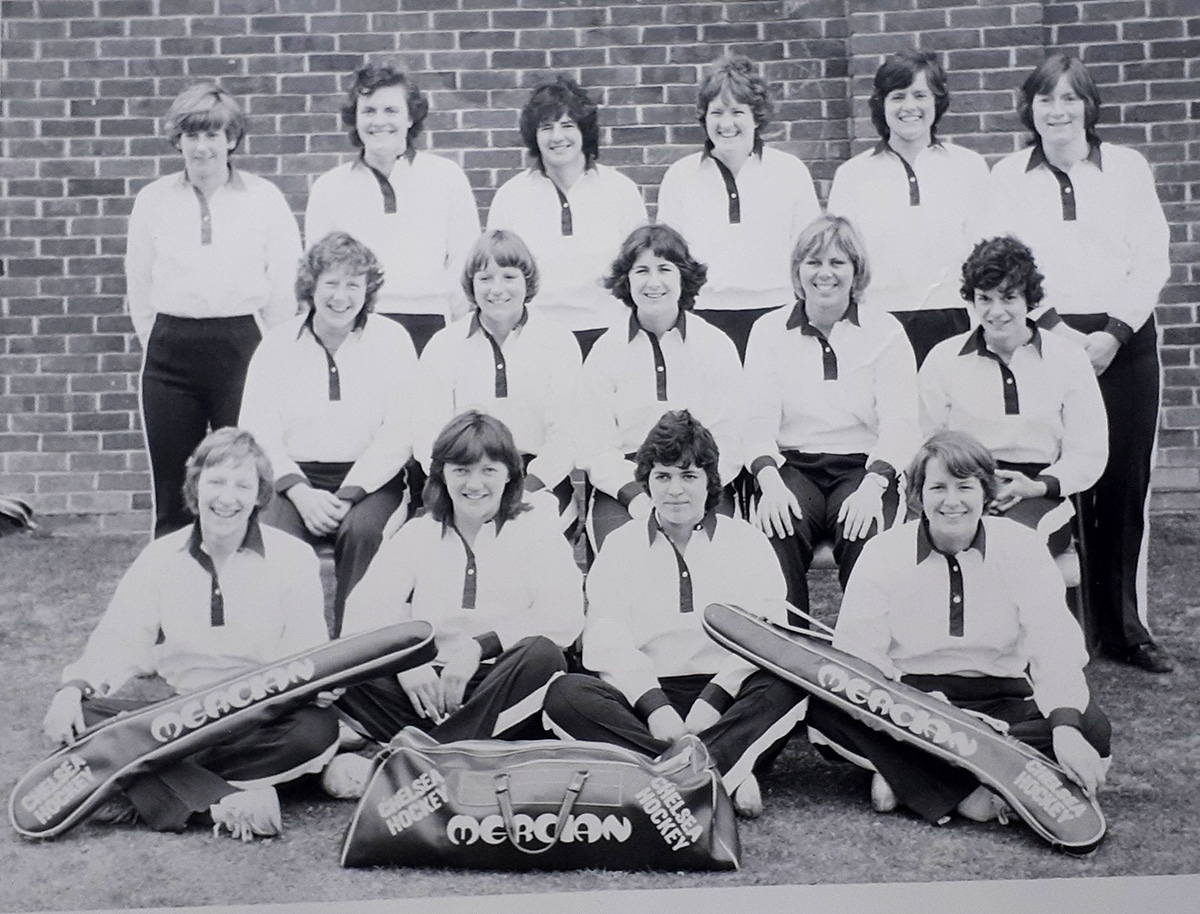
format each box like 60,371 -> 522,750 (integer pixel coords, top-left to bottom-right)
1,0 -> 1198,532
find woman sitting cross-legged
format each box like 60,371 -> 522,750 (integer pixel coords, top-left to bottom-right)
41,428 -> 339,840
544,410 -> 807,818
325,411 -> 584,798
805,430 -> 1111,825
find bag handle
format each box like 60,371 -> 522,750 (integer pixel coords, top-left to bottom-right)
493,770 -> 589,855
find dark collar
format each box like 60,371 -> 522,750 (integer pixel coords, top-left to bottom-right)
532,159 -> 597,179
440,514 -> 508,539
785,298 -> 860,332
702,135 -> 765,160
184,515 -> 266,563
915,516 -> 986,563
956,322 -> 1042,357
870,138 -> 943,156
646,508 -> 718,545
627,309 -> 686,342
297,306 -> 368,340
467,306 -> 529,338
178,164 -> 244,191
1026,139 -> 1103,173
355,147 -> 417,169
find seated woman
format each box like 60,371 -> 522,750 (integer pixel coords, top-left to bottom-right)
805,430 -> 1111,825
743,214 -> 920,616
573,224 -> 746,551
545,411 -> 806,818
920,235 -> 1107,556
326,411 -> 584,796
417,230 -> 582,535
41,428 -> 339,839
239,232 -> 419,637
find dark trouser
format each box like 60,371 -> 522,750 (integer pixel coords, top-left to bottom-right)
572,327 -> 608,361
890,307 -> 972,369
1062,314 -> 1160,655
141,314 -> 261,538
381,312 -> 445,356
765,452 -> 899,615
82,685 -> 338,832
337,636 -> 566,743
544,671 -> 806,792
259,462 -> 407,638
694,305 -> 785,364
589,483 -> 736,552
806,673 -> 1111,823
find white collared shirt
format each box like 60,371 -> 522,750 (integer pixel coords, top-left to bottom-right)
124,168 -> 302,344
656,146 -> 821,311
304,152 -> 481,317
827,141 -> 991,314
486,164 -> 648,331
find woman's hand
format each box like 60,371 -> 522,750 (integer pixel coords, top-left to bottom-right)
440,640 -> 483,716
684,699 -> 721,736
1083,331 -> 1120,376
991,470 -> 1047,513
43,686 -> 86,745
838,476 -> 885,542
1052,725 -> 1108,799
646,706 -> 688,743
753,467 -> 803,539
397,663 -> 446,723
286,484 -> 350,537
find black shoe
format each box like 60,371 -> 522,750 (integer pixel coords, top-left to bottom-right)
1125,641 -> 1175,674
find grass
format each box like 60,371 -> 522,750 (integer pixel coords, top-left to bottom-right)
1,516 -> 1198,913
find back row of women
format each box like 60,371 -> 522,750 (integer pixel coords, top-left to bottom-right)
127,48 -> 1173,687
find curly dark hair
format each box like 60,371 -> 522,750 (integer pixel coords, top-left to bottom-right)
340,63 -> 429,150
295,232 -> 386,324
1018,53 -> 1101,147
959,235 -> 1045,309
460,230 -> 540,306
423,411 -> 530,526
603,224 -> 707,314
696,53 -> 772,150
868,50 -> 951,143
519,75 -> 600,168
906,430 -> 999,517
634,410 -> 723,513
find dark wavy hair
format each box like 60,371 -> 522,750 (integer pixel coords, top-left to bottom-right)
295,232 -> 385,327
696,53 -> 772,151
423,411 -> 530,525
634,410 -> 723,513
790,215 -> 872,310
959,235 -> 1045,309
906,430 -> 999,517
603,224 -> 707,314
164,83 -> 246,153
1018,53 -> 1101,147
868,50 -> 950,143
341,63 -> 429,150
461,230 -> 540,306
519,75 -> 600,168
182,427 -> 274,517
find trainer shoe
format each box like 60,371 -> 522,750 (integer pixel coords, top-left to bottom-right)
337,719 -> 369,751
210,786 -> 281,842
321,753 -> 373,800
955,785 -> 1011,824
1125,641 -> 1175,674
90,794 -> 138,826
870,773 -> 898,813
732,774 -> 763,819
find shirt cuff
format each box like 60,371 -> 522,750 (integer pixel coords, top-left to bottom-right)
473,631 -> 502,661
1048,707 -> 1085,731
1035,474 -> 1062,500
865,460 -> 897,484
750,455 -> 777,478
1034,307 -> 1063,330
1103,316 -> 1135,346
336,486 -> 367,505
633,687 -> 671,719
524,474 -> 546,493
616,480 -> 644,508
698,682 -> 734,714
276,473 -> 308,495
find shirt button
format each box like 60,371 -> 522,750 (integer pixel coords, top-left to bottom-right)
1005,377 -> 1013,384
331,366 -> 338,373
657,365 -> 664,372
1064,187 -> 1073,194
952,595 -> 961,603
682,571 -> 689,578
467,568 -> 474,575
730,192 -> 738,199
497,363 -> 504,371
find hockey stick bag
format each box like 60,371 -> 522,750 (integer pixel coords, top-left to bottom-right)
702,602 -> 1106,854
10,621 -> 436,839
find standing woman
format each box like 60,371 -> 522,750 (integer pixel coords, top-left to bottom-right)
827,50 -> 991,367
656,53 -> 821,361
127,83 -> 302,538
744,215 -> 920,617
305,63 -> 481,355
486,75 -> 648,359
990,54 -> 1173,673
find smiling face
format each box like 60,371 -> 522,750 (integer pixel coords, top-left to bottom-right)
630,248 -> 682,331
705,90 -> 756,163
648,462 -> 708,533
797,242 -> 855,323
179,127 -> 234,184
445,457 -> 509,528
972,285 -> 1031,355
197,458 -> 259,544
535,113 -> 585,173
1031,73 -> 1088,148
356,84 -> 412,161
921,456 -> 985,550
472,258 -> 527,335
884,69 -> 936,148
312,267 -> 368,339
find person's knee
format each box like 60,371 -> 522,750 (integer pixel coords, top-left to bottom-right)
513,636 -> 568,678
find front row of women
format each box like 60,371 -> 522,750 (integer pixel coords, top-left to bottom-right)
43,412 -> 1109,840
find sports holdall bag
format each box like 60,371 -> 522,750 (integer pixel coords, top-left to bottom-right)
339,728 -> 740,870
